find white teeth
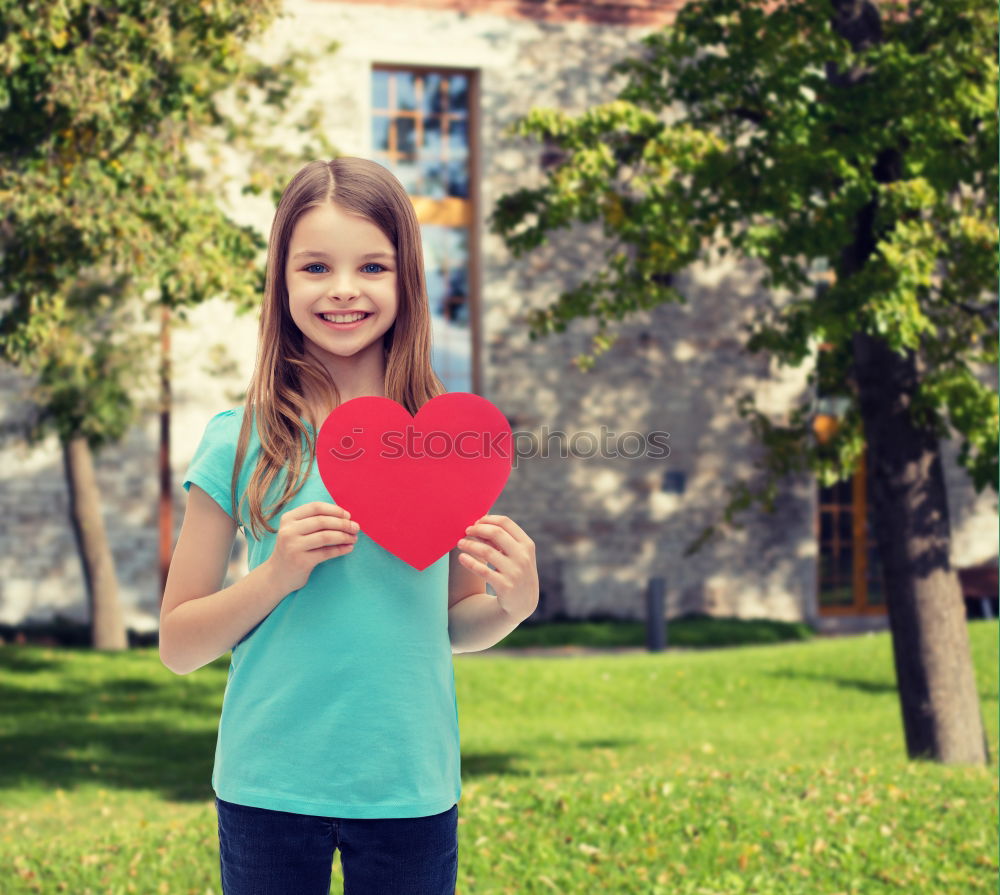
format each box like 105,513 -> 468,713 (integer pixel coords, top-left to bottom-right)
320,312 -> 368,323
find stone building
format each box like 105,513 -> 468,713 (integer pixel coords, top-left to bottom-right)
1,0 -> 995,638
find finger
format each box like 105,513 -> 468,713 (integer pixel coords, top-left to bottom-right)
463,520 -> 518,555
313,540 -> 356,555
458,551 -> 511,590
472,515 -> 536,559
302,529 -> 357,551
284,501 -> 351,522
292,515 -> 360,536
470,514 -> 530,544
458,535 -> 511,572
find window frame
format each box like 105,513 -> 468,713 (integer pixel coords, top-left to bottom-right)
370,63 -> 482,395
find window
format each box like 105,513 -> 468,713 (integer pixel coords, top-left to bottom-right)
814,338 -> 886,615
816,450 -> 885,613
371,66 -> 477,394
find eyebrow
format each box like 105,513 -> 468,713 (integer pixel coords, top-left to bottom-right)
292,250 -> 396,261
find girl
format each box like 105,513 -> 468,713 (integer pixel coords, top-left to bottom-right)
159,157 -> 539,895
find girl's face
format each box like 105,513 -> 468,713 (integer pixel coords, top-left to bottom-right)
285,201 -> 399,365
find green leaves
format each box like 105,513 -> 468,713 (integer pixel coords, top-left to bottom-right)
489,0 -> 998,522
916,361 -> 999,492
0,0 -> 339,450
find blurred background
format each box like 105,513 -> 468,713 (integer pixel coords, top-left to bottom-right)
0,0 -> 996,650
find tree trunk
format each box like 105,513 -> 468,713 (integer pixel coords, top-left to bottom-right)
850,330 -> 989,764
62,435 -> 127,651
830,0 -> 989,765
159,303 -> 172,606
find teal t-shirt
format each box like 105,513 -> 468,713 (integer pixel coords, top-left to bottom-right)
182,407 -> 461,819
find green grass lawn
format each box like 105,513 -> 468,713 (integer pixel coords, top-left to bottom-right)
493,613 -> 816,649
0,620 -> 995,894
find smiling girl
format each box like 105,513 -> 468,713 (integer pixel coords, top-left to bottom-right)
159,157 -> 539,895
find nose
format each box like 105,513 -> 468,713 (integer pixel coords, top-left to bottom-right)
328,271 -> 360,301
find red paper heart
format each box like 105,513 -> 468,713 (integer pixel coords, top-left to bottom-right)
316,393 -> 513,570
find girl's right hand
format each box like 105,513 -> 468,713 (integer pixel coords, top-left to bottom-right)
263,501 -> 360,595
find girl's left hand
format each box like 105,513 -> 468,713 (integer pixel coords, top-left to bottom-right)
457,514 -> 539,621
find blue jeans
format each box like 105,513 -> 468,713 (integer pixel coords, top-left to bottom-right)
215,795 -> 458,895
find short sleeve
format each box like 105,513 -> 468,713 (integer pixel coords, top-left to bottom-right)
183,409 -> 241,520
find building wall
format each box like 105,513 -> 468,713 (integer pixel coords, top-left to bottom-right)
0,0 -> 994,634
312,0 -> 681,26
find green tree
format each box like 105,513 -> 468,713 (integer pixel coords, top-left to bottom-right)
0,0 -> 339,649
489,0 -> 997,765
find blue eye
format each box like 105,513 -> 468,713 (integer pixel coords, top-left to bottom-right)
303,262 -> 387,274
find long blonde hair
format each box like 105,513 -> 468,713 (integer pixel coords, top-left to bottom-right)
230,157 -> 445,539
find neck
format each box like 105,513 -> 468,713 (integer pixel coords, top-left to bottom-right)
301,343 -> 388,427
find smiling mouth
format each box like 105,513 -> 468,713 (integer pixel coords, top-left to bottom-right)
316,312 -> 373,324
